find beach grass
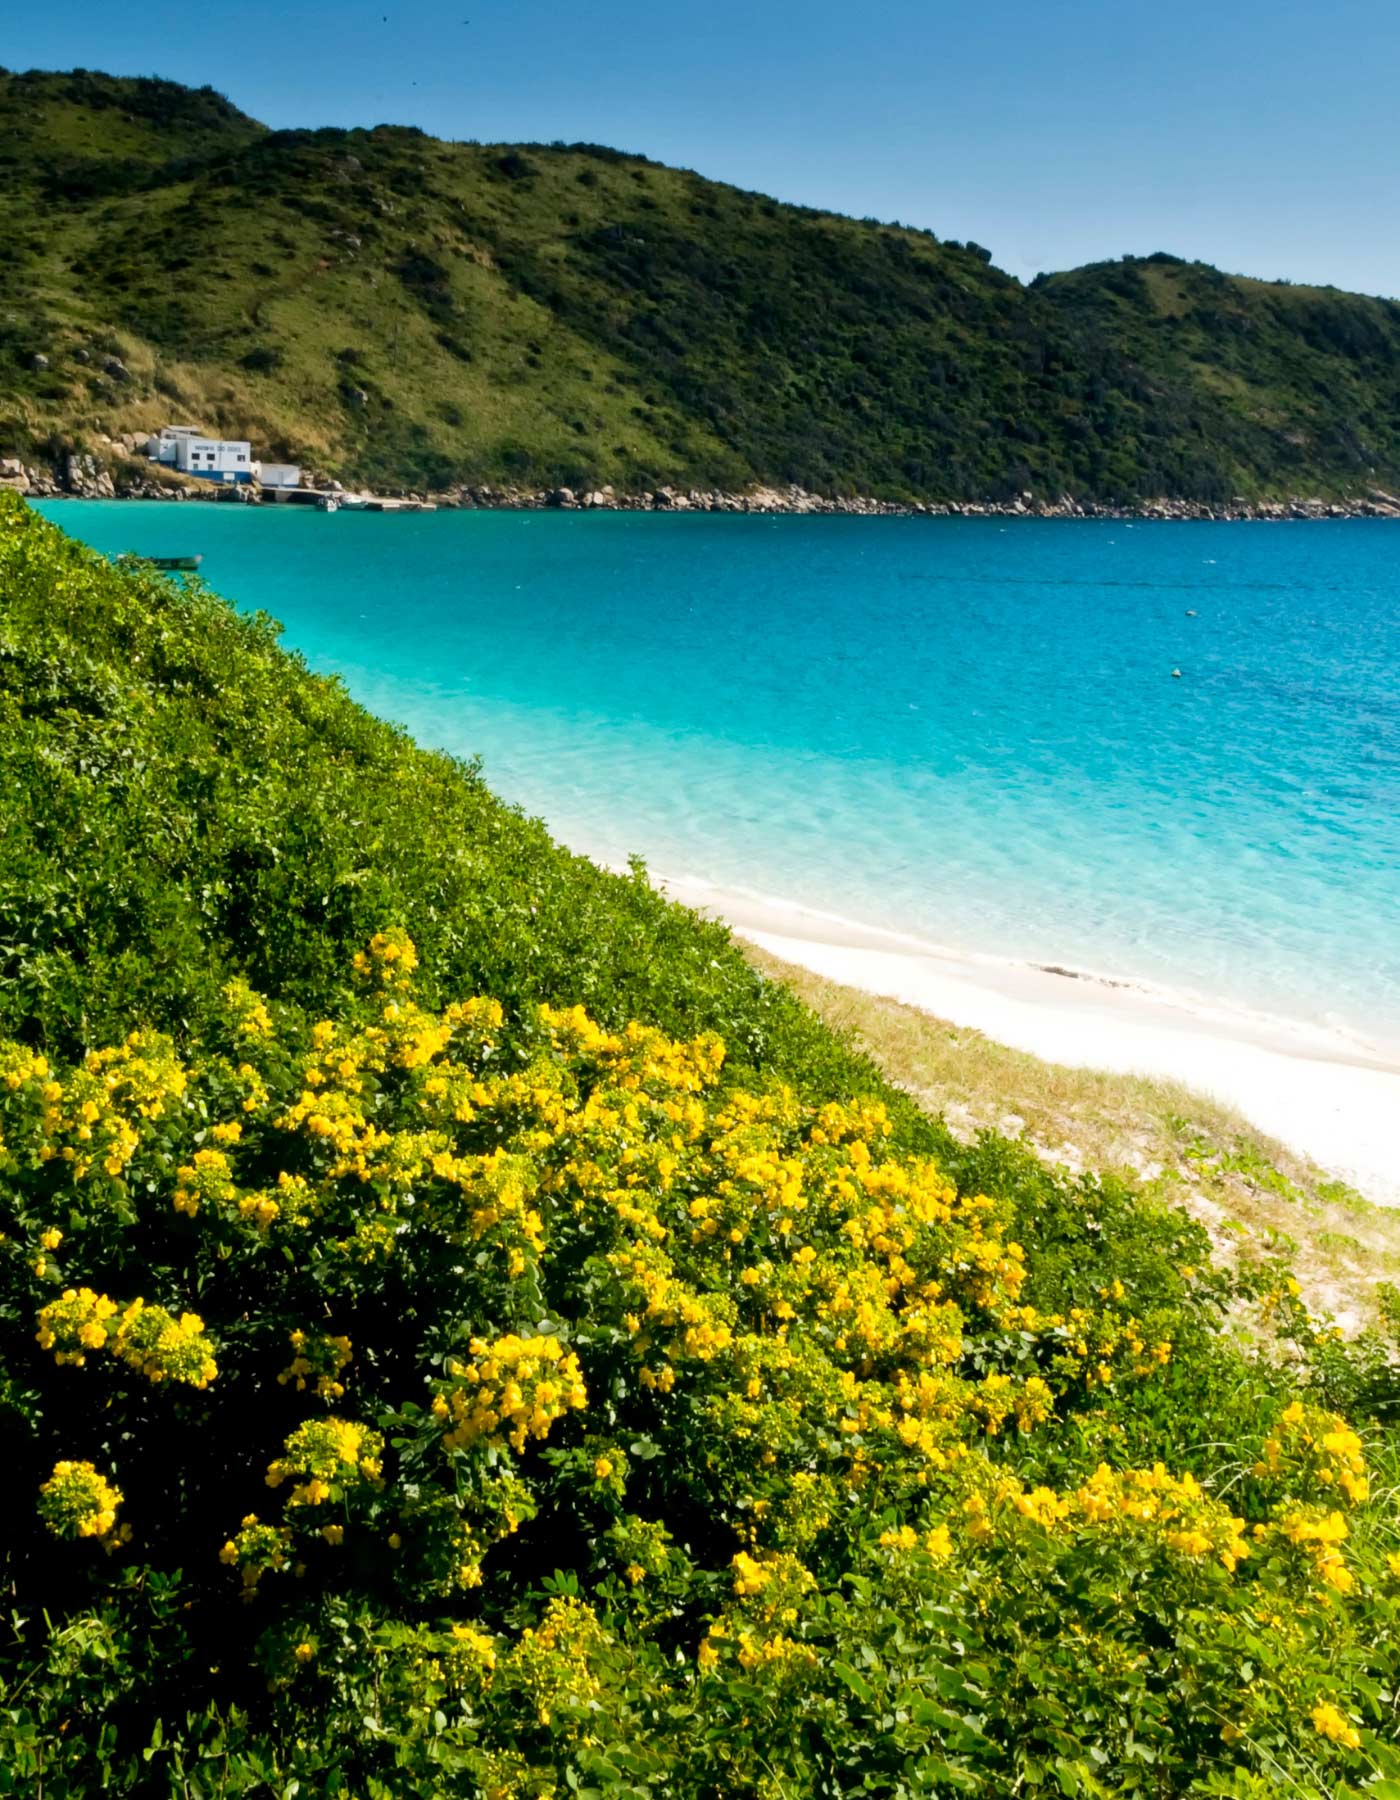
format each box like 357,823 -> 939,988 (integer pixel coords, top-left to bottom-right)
748,943 -> 1400,1334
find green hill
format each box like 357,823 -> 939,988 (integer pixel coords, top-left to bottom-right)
3,66 -> 1400,503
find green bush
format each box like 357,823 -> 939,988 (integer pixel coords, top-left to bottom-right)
2,499 -> 1399,1797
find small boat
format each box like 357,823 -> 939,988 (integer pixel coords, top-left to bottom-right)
145,554 -> 204,571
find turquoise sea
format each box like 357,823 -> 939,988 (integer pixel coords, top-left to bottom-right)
38,502 -> 1400,1047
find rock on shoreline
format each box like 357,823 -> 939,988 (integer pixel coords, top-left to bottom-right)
8,454 -> 1400,520
445,482 -> 1400,521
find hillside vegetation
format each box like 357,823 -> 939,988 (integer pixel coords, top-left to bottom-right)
3,68 -> 1400,502
4,497 -> 1400,1797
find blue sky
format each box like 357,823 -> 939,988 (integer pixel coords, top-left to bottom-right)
9,0 -> 1399,295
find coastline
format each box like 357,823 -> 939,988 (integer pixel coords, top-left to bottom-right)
11,460 -> 1400,520
27,490 -> 1400,1200
656,872 -> 1400,1207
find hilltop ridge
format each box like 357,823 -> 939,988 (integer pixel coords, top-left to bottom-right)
3,67 -> 1400,503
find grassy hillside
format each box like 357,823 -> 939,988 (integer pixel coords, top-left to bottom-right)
3,68 -> 1400,503
4,496 -> 1400,1797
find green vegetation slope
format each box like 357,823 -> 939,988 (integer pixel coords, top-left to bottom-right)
4,502 -> 1400,1797
3,67 -> 1400,502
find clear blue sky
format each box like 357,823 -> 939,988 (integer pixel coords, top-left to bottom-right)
9,0 -> 1399,296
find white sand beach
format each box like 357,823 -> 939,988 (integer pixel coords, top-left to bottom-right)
659,874 -> 1400,1208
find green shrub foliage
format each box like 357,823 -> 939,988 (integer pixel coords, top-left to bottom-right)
2,498 -> 1399,1797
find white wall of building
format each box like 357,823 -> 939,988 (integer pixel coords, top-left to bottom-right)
256,463 -> 302,489
173,437 -> 253,480
148,426 -> 205,466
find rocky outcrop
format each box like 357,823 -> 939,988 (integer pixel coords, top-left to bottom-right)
442,481 -> 1400,520
12,442 -> 1400,519
64,453 -> 116,498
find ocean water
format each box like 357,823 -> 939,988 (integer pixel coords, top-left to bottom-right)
37,502 -> 1400,1047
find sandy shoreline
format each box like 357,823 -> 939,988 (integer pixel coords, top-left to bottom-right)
656,873 -> 1400,1208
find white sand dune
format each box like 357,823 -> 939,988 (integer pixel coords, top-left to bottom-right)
658,874 -> 1400,1208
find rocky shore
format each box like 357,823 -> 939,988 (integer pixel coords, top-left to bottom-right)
442,481 -> 1400,521
5,450 -> 1400,521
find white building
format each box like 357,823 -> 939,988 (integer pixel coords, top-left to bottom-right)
147,427 -> 253,483
173,437 -> 253,483
147,426 -> 204,465
255,462 -> 302,489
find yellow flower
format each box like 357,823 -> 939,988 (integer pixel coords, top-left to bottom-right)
878,1524 -> 918,1552
293,1641 -> 315,1663
39,1227 -> 63,1251
593,1456 -> 614,1481
1310,1701 -> 1360,1749
731,1551 -> 770,1596
38,1459 -> 124,1541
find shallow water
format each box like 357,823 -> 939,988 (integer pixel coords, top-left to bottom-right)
40,502 -> 1400,1046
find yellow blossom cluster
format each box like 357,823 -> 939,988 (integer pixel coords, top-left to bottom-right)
735,1630 -> 818,1676
223,978 -> 274,1038
1310,1700 -> 1362,1750
219,1513 -> 295,1593
1255,1400 -> 1369,1506
352,927 -> 420,991
1276,1506 -> 1356,1594
447,1622 -> 499,1678
700,1549 -> 819,1675
38,1459 -> 124,1541
37,1287 -> 218,1387
878,1521 -> 953,1560
7,944 -> 1175,1524
278,1329 -> 354,1402
433,1492 -> 532,1593
426,1147 -> 545,1277
265,1416 -> 385,1508
277,1081 -> 392,1183
610,1240 -> 736,1364
539,1005 -> 726,1096
507,1595 -> 606,1728
14,931 -> 1384,1772
2,1031 -> 186,1181
433,1333 -> 587,1453
962,1461 -> 1251,1572
173,1145 -> 237,1217
35,1286 -> 117,1365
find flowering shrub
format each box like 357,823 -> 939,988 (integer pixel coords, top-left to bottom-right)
3,932 -> 1399,1795
36,1287 -> 219,1387
37,1460 -> 124,1542
434,1332 -> 587,1452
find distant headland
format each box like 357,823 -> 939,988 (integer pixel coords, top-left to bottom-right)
4,66 -> 1400,510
